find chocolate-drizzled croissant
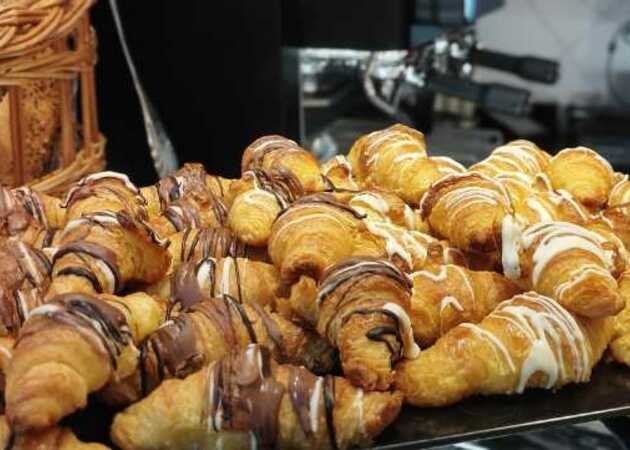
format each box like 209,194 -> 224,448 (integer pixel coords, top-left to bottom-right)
101,295 -> 336,406
0,186 -> 64,244
313,257 -> 419,390
141,163 -> 232,218
241,135 -> 325,193
0,240 -> 51,336
227,168 -> 304,246
166,227 -> 257,273
268,193 -> 367,289
150,256 -> 280,314
111,344 -> 402,450
48,210 -> 170,298
5,292 -> 167,431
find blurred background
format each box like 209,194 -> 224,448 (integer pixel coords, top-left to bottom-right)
92,0 -> 630,183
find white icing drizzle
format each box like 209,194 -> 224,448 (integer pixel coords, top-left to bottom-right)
83,171 -> 140,194
250,137 -> 297,153
440,296 -> 463,314
196,258 -> 216,293
240,189 -> 277,207
249,431 -> 258,450
491,293 -> 590,393
553,190 -> 590,222
525,197 -> 555,223
610,174 -> 630,204
218,258 -> 234,297
272,211 -> 347,246
393,152 -> 424,164
403,205 -> 417,230
382,302 -> 420,359
60,213 -> 121,239
353,389 -> 365,435
501,215 -> 523,280
554,265 -> 614,303
308,377 -> 324,433
411,265 -> 448,282
521,222 -> 613,287
91,258 -> 117,294
350,193 -> 390,217
432,156 -> 466,173
459,323 -> 516,374
364,221 -> 427,270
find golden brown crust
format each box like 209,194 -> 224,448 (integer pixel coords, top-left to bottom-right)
111,345 -> 402,450
396,292 -> 613,407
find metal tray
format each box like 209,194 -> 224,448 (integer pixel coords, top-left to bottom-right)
373,362 -> 630,449
68,363 -> 630,449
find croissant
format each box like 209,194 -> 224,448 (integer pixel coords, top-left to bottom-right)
396,292 -> 613,407
321,155 -> 359,191
313,257 -> 419,390
501,219 -> 624,318
166,227 -> 257,273
47,209 -> 170,298
547,147 -> 616,211
609,174 -> 630,211
409,264 -> 521,347
348,191 -> 420,230
140,163 -> 232,218
150,256 -> 280,313
0,185 -> 64,242
0,415 -> 109,450
227,168 -> 304,246
111,344 -> 402,450
101,295 -> 336,406
268,193 -> 367,289
609,270 -> 630,366
420,172 -> 514,252
241,135 -> 325,193
469,140 -> 551,179
0,240 -> 51,336
5,291 -> 166,431
0,337 -> 13,410
348,124 -> 465,204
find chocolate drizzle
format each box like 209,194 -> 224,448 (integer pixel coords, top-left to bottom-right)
277,193 -> 367,220
183,227 -> 249,262
318,257 -> 412,308
53,241 -> 121,293
242,136 -> 299,173
13,187 -> 48,228
169,260 -> 211,315
247,168 -> 304,210
204,345 -> 285,449
27,293 -> 131,370
287,366 -> 320,436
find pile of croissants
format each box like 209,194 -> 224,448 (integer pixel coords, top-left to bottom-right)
0,123 -> 630,449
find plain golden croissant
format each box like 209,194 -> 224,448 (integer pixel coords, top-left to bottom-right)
409,264 -> 521,347
0,415 -> 109,450
5,291 -> 166,431
101,295 -> 336,406
547,147 -> 616,211
111,344 -> 403,450
396,292 -> 613,407
420,172 -> 515,252
348,124 -> 465,204
268,193 -> 368,289
227,168 -> 304,246
150,256 -> 280,313
241,135 -> 325,193
501,219 -> 624,318
321,155 -> 360,191
0,240 -> 51,336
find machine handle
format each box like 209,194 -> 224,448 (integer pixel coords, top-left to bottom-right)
470,48 -> 559,84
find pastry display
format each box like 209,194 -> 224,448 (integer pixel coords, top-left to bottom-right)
2,123 -> 630,448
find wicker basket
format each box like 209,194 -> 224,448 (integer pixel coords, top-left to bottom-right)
0,0 -> 104,195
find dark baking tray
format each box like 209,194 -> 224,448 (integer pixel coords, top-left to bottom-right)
373,362 -> 630,449
69,363 -> 630,449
